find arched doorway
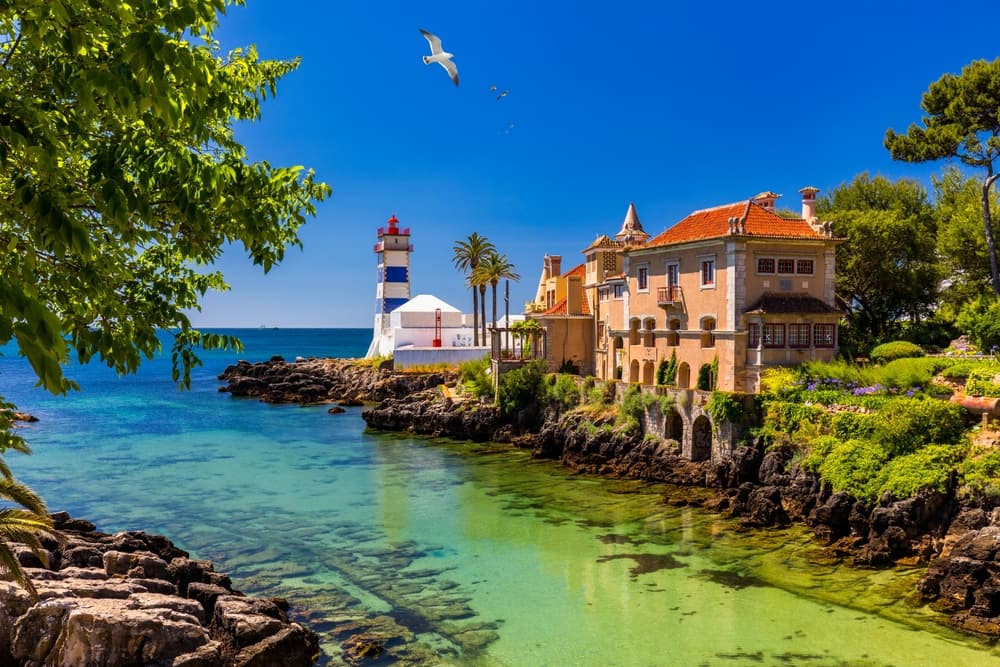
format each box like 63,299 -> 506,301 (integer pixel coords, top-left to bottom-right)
665,409 -> 684,441
691,415 -> 712,462
613,337 -> 624,379
642,360 -> 655,386
677,362 -> 691,389
629,359 -> 640,384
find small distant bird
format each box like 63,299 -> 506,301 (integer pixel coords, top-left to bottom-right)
419,29 -> 459,86
496,89 -> 510,100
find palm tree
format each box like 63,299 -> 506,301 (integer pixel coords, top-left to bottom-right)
467,271 -> 489,348
474,252 -> 521,343
452,233 -> 495,346
0,426 -> 56,599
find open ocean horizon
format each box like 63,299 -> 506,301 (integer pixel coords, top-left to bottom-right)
1,328 -> 998,666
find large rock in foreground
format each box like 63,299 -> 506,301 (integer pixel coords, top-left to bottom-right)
1,512 -> 318,667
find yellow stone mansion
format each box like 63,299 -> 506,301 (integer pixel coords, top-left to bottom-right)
526,188 -> 843,393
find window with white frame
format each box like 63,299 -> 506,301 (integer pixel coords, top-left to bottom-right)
700,258 -> 715,287
763,323 -> 785,348
613,283 -> 624,299
666,262 -> 679,287
814,324 -> 836,348
637,264 -> 649,291
788,323 -> 811,348
748,322 -> 760,347
757,256 -> 816,275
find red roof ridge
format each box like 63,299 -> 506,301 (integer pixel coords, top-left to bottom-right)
688,199 -> 750,215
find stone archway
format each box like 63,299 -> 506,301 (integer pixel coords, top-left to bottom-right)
629,359 -> 640,384
665,409 -> 684,441
691,415 -> 712,462
677,362 -> 691,389
642,360 -> 655,386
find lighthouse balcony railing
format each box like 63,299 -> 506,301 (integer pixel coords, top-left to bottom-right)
376,226 -> 411,236
373,242 -> 415,252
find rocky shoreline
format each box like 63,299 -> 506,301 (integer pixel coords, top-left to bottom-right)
4,511 -> 318,667
220,358 -> 1000,640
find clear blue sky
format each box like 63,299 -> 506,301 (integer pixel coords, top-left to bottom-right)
188,0 -> 1000,328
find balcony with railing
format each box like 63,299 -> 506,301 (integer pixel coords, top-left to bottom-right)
373,241 -> 415,253
657,285 -> 683,307
377,226 -> 411,236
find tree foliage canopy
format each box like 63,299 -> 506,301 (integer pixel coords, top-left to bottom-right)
885,58 -> 1000,292
0,0 -> 330,402
817,174 -> 938,352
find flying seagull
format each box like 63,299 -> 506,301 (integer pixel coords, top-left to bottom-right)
496,89 -> 510,100
419,29 -> 459,86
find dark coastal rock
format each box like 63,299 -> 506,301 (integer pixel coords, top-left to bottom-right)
219,357 -> 456,405
855,490 -> 956,567
362,388 -> 507,442
0,512 -> 319,667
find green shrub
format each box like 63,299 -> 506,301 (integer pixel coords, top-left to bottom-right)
696,362 -> 715,391
873,356 -> 953,391
897,317 -> 959,350
797,359 -> 875,389
799,435 -> 839,472
818,439 -> 889,503
558,358 -> 580,375
458,355 -> 492,398
960,446 -> 1000,497
872,397 -> 966,456
831,412 -> 877,441
657,351 -> 678,386
966,363 -> 1000,396
761,366 -> 800,397
617,385 -> 663,431
706,391 -> 743,425
875,445 -> 963,500
940,361 -> 978,380
804,389 -> 851,406
497,360 -> 546,415
758,401 -> 827,444
618,385 -> 646,429
547,374 -> 581,411
870,340 -> 925,364
957,295 -> 1000,353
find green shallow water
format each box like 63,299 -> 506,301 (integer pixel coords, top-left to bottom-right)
3,331 -> 998,666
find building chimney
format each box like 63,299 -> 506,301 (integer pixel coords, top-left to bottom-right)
566,275 -> 583,315
800,186 -> 820,223
752,191 -> 780,212
549,255 -> 562,278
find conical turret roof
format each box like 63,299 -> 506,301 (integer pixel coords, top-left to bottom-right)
615,202 -> 649,245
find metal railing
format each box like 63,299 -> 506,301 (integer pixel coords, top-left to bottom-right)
656,285 -> 682,305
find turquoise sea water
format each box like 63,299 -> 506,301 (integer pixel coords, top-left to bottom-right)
1,328 -> 998,666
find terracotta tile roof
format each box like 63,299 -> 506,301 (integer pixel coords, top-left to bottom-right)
583,234 -> 622,251
743,293 -> 841,315
646,200 -> 829,247
541,297 -> 591,317
564,263 -> 586,279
